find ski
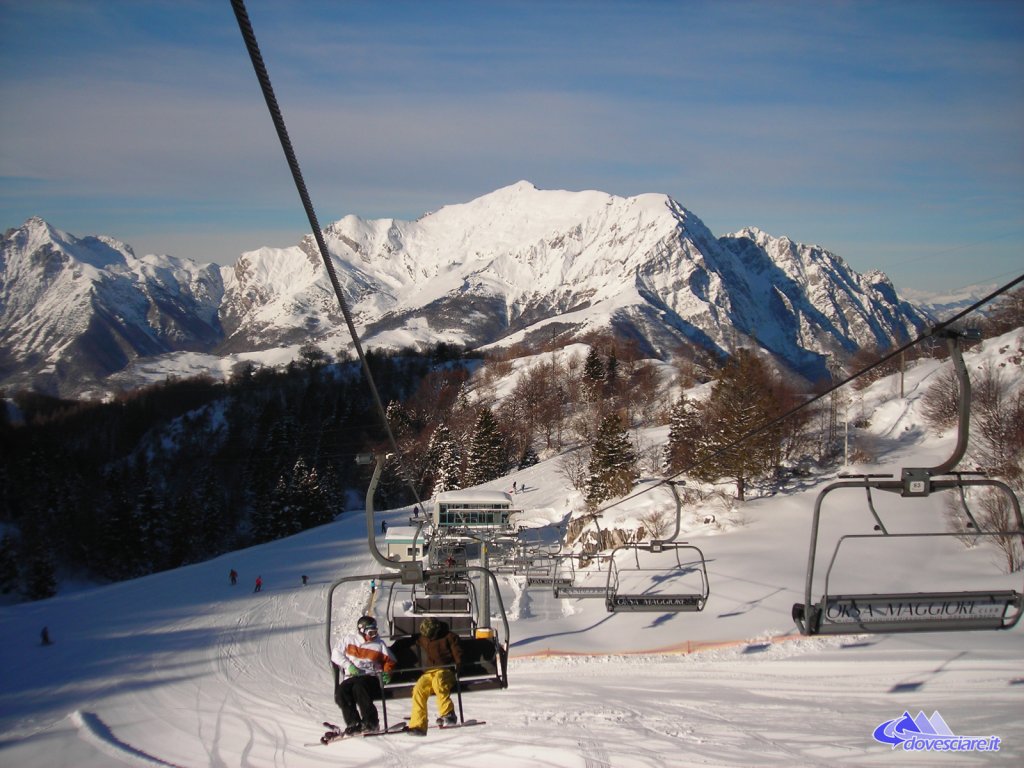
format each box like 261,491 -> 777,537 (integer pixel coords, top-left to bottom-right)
438,719 -> 485,730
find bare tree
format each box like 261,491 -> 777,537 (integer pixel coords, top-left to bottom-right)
983,286 -> 1024,337
639,509 -> 672,540
557,447 -> 591,493
976,489 -> 1024,573
971,364 -> 1024,486
920,365 -> 961,432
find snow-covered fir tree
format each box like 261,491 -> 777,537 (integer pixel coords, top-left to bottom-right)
582,347 -> 606,403
585,413 -> 639,507
518,447 -> 540,470
293,461 -> 332,529
22,544 -> 56,601
465,408 -> 508,486
263,457 -> 331,540
426,424 -> 462,494
605,349 -> 619,397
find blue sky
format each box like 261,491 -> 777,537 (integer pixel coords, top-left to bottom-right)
1,0 -> 1022,295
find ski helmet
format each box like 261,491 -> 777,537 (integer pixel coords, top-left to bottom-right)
357,616 -> 378,636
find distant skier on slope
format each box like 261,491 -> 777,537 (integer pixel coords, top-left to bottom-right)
330,616 -> 396,736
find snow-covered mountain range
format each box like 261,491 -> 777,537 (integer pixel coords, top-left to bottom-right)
2,182 -> 931,397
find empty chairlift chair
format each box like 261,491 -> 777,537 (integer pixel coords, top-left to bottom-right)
604,541 -> 710,613
552,553 -> 614,599
792,330 -> 1024,636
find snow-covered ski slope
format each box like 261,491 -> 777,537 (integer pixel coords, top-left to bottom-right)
1,331 -> 1023,767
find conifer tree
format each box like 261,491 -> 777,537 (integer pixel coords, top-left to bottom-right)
518,447 -> 540,470
465,408 -> 508,486
693,349 -> 781,500
101,479 -> 142,579
664,396 -> 703,474
605,349 -> 619,396
582,348 -> 606,402
294,461 -> 332,528
426,424 -> 462,494
134,482 -> 171,572
271,474 -> 296,538
22,543 -> 57,600
585,413 -> 639,507
265,457 -> 330,538
0,533 -> 18,594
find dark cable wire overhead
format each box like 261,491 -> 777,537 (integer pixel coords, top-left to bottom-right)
230,0 -> 419,504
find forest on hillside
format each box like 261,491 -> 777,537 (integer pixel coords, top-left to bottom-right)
1,288 -> 1021,602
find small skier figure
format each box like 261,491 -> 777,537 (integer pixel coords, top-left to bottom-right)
41,626 -> 53,646
512,481 -> 517,494
302,575 -> 308,586
254,576 -> 263,593
229,569 -> 238,586
381,519 -> 388,535
370,578 -> 376,592
413,505 -> 421,518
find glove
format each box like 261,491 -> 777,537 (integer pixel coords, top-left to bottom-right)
381,672 -> 391,685
346,664 -> 359,676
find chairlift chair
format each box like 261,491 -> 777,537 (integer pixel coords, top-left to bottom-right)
409,583 -> 473,616
791,476 -> 1024,635
524,553 -> 569,588
792,330 -> 1024,636
325,565 -> 511,730
552,553 -> 613,599
604,540 -> 710,613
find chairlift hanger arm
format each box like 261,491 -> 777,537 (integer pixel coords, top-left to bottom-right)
898,330 -> 978,495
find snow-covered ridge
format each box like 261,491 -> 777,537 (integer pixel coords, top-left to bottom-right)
2,183 -> 930,397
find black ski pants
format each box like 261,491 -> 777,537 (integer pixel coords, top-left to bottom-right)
334,667 -> 382,727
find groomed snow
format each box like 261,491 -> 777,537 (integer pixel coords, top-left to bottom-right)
1,333 -> 1022,767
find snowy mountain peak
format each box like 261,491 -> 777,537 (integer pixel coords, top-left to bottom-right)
1,217 -> 224,395
7,215 -> 133,271
3,184 -> 931,396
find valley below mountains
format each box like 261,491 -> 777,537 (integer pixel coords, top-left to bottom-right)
1,181 -> 930,398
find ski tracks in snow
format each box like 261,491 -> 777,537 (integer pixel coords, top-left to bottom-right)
576,724 -> 612,768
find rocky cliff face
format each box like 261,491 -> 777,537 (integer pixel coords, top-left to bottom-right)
1,217 -> 224,395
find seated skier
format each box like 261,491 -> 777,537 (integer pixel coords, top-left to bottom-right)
405,617 -> 462,736
330,615 -> 396,736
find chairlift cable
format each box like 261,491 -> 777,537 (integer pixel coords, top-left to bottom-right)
229,0 -> 420,506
